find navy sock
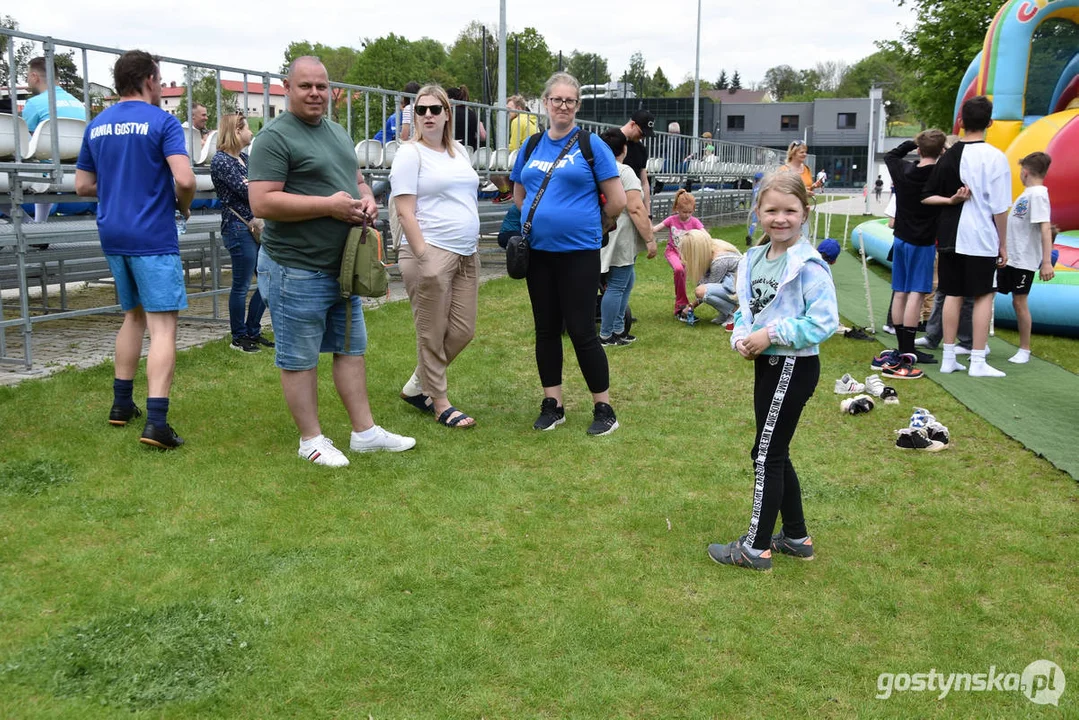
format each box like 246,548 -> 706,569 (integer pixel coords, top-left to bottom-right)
146,397 -> 169,427
113,378 -> 134,408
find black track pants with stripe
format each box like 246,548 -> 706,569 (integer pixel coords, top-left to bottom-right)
745,354 -> 820,551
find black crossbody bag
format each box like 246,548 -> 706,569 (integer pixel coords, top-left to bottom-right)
505,129 -> 582,280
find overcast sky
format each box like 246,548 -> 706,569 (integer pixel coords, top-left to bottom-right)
13,0 -> 916,90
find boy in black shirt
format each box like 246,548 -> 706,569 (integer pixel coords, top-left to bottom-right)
884,129 -> 947,363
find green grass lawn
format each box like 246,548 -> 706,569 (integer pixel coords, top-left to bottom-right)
1,228 -> 1076,718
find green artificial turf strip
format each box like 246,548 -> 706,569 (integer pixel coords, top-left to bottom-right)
0,226 -> 1075,718
829,240 -> 1079,480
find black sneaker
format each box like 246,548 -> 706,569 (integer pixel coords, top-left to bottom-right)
533,398 -> 565,431
586,402 -> 619,436
618,331 -> 637,343
925,421 -> 950,446
894,427 -> 945,452
139,422 -> 185,450
771,530 -> 815,560
249,333 -> 275,348
230,337 -> 260,353
910,349 -> 938,365
600,334 -> 628,347
108,402 -> 142,426
845,326 -> 873,341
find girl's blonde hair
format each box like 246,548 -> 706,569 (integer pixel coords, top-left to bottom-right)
412,84 -> 457,158
680,229 -> 741,287
217,113 -> 247,155
673,188 -> 696,214
753,171 -> 810,245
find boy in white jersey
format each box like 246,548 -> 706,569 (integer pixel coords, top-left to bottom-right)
999,151 -> 1054,364
922,96 -> 1012,378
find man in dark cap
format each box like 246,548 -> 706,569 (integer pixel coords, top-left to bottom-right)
620,109 -> 655,217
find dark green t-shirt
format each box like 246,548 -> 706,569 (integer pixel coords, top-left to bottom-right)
248,112 -> 358,274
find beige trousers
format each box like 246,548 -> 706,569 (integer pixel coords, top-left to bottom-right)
398,243 -> 480,399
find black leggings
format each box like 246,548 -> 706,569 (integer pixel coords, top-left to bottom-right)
745,354 -> 820,551
526,248 -> 609,394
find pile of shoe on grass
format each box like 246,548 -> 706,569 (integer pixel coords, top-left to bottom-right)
833,372 -> 950,452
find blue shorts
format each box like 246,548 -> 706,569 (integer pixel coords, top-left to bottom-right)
105,254 -> 188,312
256,248 -> 367,371
890,238 -> 935,294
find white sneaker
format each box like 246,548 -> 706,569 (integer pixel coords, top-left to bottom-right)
864,374 -> 885,397
1008,349 -> 1031,364
882,325 -> 896,335
914,336 -> 931,348
350,425 -> 417,453
834,373 -> 865,394
909,407 -> 936,429
299,435 -> 350,467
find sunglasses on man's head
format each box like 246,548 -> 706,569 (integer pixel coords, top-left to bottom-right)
414,104 -> 444,116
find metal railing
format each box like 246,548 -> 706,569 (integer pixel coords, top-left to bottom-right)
1,27 -> 794,372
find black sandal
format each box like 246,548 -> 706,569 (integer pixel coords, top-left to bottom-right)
437,406 -> 475,428
401,392 -> 435,414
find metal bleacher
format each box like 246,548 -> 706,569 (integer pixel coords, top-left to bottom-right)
2,28 -> 784,372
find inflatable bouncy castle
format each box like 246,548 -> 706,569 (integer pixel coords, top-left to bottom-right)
855,0 -> 1079,336
953,0 -> 1079,229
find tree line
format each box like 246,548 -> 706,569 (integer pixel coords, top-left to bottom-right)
5,3 -> 1063,134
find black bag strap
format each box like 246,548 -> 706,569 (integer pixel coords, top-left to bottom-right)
522,128 -> 581,239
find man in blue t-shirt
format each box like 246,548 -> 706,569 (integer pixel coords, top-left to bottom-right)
23,56 -> 88,223
75,50 -> 196,450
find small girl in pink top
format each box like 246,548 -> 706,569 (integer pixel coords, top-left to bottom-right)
653,189 -> 706,319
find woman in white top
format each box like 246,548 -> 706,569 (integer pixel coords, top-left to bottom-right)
391,85 -> 482,428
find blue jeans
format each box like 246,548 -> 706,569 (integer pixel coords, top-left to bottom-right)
223,228 -> 266,340
256,248 -> 368,371
700,276 -> 738,322
600,264 -> 635,337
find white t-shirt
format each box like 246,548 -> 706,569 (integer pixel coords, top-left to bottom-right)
600,163 -> 643,272
885,195 -> 897,218
957,143 -> 1012,256
1006,185 -> 1051,271
390,141 -> 480,255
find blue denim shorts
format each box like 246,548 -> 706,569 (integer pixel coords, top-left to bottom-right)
256,248 -> 367,371
105,254 -> 188,312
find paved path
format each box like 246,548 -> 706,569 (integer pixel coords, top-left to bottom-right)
815,192 -> 892,218
0,265 -> 509,387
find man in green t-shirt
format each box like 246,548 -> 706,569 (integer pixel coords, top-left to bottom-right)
249,56 -> 415,467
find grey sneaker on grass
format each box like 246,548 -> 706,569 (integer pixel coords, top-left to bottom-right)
707,536 -> 772,571
771,530 -> 815,560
